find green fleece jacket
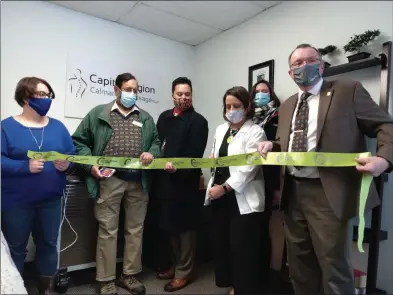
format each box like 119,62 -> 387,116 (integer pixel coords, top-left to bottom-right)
72,101 -> 161,199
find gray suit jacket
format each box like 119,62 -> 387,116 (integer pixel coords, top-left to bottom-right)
274,79 -> 393,220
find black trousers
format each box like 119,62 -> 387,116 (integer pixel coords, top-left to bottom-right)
211,191 -> 270,294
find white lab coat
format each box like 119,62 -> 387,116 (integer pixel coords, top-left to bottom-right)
204,119 -> 267,214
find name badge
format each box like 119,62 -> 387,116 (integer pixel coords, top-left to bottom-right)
132,121 -> 143,128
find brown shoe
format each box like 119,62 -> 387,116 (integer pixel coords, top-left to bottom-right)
97,281 -> 118,295
164,278 -> 189,292
36,276 -> 58,295
156,269 -> 175,280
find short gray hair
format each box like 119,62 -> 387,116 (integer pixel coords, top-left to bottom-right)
288,43 -> 322,66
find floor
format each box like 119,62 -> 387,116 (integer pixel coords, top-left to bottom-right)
65,262 -> 228,295
24,260 -> 294,295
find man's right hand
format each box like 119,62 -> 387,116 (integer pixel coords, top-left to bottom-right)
91,165 -> 103,179
257,141 -> 273,158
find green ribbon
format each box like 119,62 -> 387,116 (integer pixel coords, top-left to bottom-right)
27,150 -> 372,252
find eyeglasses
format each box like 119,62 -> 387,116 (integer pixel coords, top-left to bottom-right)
33,91 -> 54,99
290,58 -> 321,69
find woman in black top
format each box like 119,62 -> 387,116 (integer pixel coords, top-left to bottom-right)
252,80 -> 280,142
250,79 -> 282,292
206,86 -> 267,295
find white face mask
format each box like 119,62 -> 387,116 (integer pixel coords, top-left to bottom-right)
226,109 -> 245,124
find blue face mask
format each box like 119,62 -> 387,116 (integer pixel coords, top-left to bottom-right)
28,97 -> 52,116
120,91 -> 137,108
293,63 -> 321,87
254,92 -> 270,107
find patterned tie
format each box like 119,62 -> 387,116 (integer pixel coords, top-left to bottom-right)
291,92 -> 312,169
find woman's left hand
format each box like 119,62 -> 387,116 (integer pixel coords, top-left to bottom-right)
53,160 -> 70,172
208,184 -> 225,200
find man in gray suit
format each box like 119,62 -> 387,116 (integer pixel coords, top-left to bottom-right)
257,43 -> 393,295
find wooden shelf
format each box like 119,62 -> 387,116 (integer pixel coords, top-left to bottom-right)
353,226 -> 388,243
323,57 -> 383,77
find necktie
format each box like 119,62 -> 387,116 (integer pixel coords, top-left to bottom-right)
291,92 -> 312,169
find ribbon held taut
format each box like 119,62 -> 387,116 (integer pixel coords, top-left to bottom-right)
27,150 -> 373,253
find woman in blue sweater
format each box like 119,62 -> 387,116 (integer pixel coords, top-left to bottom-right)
1,77 -> 75,294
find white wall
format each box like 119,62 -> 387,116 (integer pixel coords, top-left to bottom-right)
1,1 -> 195,134
2,0 -> 393,291
194,1 -> 393,292
1,0 -> 195,262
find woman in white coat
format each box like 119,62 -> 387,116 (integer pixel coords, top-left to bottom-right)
206,86 -> 268,295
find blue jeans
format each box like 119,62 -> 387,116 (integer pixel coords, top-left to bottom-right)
1,197 -> 62,276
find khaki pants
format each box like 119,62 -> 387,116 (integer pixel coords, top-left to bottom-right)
94,176 -> 148,281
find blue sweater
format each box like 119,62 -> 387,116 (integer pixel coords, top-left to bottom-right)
1,117 -> 75,211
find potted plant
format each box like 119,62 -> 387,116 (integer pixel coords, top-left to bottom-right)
343,29 -> 380,62
318,45 -> 337,68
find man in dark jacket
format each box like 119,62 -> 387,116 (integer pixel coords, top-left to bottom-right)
153,77 -> 208,292
72,73 -> 161,295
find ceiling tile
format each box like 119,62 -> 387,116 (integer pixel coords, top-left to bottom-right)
142,1 -> 266,31
118,3 -> 221,46
251,1 -> 282,10
50,1 -> 137,22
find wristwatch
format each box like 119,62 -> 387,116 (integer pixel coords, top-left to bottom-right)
222,183 -> 228,193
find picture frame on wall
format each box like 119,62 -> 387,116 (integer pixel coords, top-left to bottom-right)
248,59 -> 274,91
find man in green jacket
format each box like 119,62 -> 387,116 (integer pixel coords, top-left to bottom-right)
72,73 -> 160,295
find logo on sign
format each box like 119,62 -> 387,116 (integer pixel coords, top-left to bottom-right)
67,67 -> 159,101
68,69 -> 87,99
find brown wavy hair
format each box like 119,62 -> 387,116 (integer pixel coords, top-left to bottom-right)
14,76 -> 55,107
222,86 -> 255,122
